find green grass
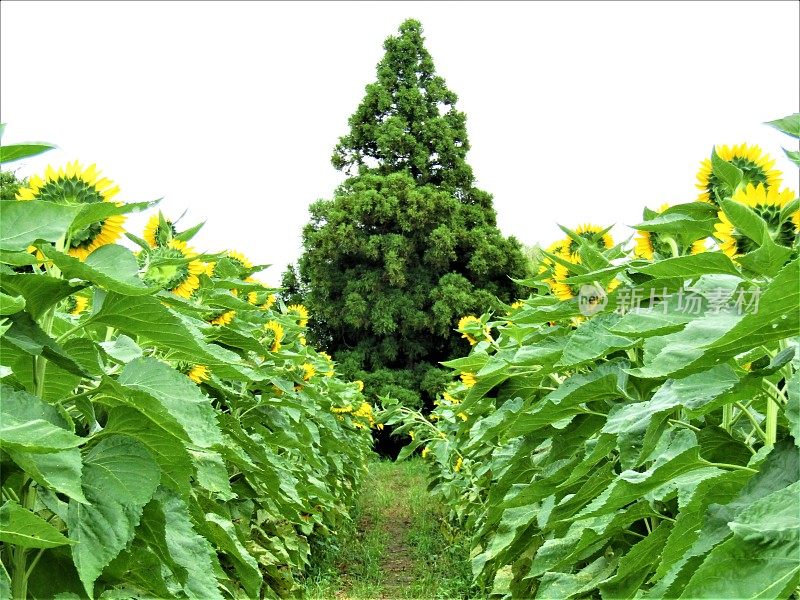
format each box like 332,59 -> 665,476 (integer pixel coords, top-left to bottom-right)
302,459 -> 478,599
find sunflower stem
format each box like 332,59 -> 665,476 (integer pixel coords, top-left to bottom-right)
10,478 -> 35,599
721,403 -> 733,434
664,236 -> 680,258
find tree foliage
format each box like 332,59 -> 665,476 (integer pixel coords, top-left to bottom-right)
287,20 -> 527,408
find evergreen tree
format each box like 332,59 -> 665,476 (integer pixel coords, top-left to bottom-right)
285,19 -> 527,408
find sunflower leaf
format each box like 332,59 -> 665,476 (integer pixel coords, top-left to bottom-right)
710,147 -> 743,199
766,113 -> 800,138
0,501 -> 75,549
39,244 -> 156,296
0,291 -> 25,316
783,148 -> 800,168
0,200 -> 81,252
718,197 -> 768,245
69,199 -> 160,233
0,142 -> 56,165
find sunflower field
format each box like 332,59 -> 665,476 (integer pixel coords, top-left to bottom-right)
0,132 -> 376,599
382,114 -> 800,599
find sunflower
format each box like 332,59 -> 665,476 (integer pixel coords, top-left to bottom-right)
421,446 -> 430,459
460,372 -> 477,388
690,239 -> 707,255
143,213 -> 176,248
288,304 -> 309,328
264,320 -> 284,352
549,263 -> 576,301
714,183 -> 798,258
319,351 -> 335,376
187,365 -> 210,384
140,239 -> 205,298
696,144 -> 782,204
457,315 -> 491,345
226,250 -> 253,271
454,457 -> 463,472
560,224 -> 614,262
64,295 -> 89,316
17,161 -> 126,261
209,310 -> 236,326
262,293 -> 277,310
538,240 -> 569,274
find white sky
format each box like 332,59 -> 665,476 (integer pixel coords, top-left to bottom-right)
2,1 -> 798,286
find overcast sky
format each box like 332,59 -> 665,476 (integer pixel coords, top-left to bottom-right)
2,1 -> 798,285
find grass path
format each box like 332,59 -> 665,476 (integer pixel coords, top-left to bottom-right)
303,460 -> 476,599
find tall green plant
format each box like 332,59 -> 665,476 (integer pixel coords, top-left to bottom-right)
0,147 -> 374,598
383,115 -> 800,598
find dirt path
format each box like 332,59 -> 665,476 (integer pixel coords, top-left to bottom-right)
375,470 -> 416,598
306,459 -> 474,599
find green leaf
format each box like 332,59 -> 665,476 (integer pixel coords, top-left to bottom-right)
728,481 -> 800,544
203,512 -> 262,597
766,113 -> 800,138
0,201 -> 81,251
783,148 -> 800,168
652,469 -> 749,583
679,486 -> 800,599
0,142 -> 56,164
0,416 -> 84,453
69,200 -> 159,234
557,315 -> 636,367
0,501 -> 74,548
633,253 -> 741,278
67,436 -> 160,597
719,197 -> 768,246
151,489 -> 223,599
786,371 -> 799,447
0,272 -> 85,320
711,147 -> 743,197
115,357 -> 224,449
576,430 -> 704,520
40,245 -> 155,296
92,293 -> 260,381
103,407 -> 193,498
634,259 -> 798,378
597,521 -> 672,599
1,311 -> 90,377
514,360 -> 630,435
0,291 -> 25,315
631,202 -> 719,245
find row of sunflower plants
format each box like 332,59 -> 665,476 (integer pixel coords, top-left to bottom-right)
380,114 -> 800,599
0,133 -> 376,599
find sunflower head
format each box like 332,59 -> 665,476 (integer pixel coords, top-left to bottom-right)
264,320 -> 284,352
186,365 -> 210,384
139,239 -> 205,298
696,144 -> 782,204
226,250 -> 253,272
460,372 -> 477,388
64,295 -> 89,317
457,315 -> 489,346
302,363 -> 316,381
549,262 -> 576,301
17,162 -> 126,261
208,310 -> 235,326
143,213 -> 177,248
560,224 -> 614,261
287,304 -> 309,328
714,183 -> 798,258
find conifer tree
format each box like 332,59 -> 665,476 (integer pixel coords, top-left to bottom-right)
285,19 -> 526,408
